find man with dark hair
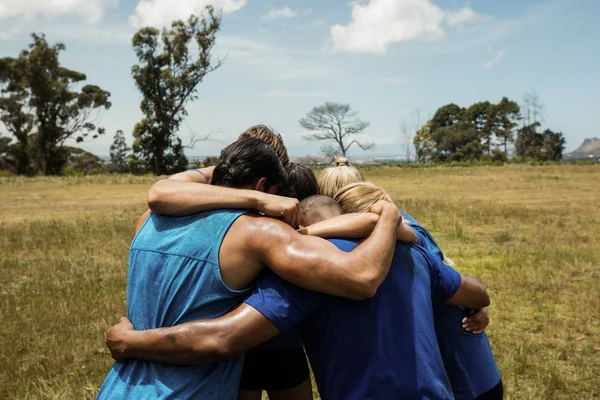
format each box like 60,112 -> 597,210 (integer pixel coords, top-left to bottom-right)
98,138 -> 402,399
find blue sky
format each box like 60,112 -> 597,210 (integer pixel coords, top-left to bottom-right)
1,0 -> 598,157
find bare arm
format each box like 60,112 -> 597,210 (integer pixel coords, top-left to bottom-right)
446,276 -> 490,310
147,180 -> 303,227
249,201 -> 401,300
107,305 -> 278,365
300,213 -> 418,244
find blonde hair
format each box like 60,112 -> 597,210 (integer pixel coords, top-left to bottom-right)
334,182 -> 393,214
318,162 -> 365,199
335,182 -> 455,266
335,157 -> 349,167
238,125 -> 290,169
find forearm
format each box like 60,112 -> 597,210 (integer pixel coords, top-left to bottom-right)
123,322 -> 229,365
301,213 -> 378,238
302,213 -> 417,244
111,305 -> 279,365
147,180 -> 261,216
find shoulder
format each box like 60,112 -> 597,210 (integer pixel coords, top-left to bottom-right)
233,214 -> 298,246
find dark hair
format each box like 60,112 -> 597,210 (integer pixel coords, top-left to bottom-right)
212,137 -> 287,191
278,163 -> 319,201
238,125 -> 290,169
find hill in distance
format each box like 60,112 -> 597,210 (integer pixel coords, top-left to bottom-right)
564,138 -> 600,160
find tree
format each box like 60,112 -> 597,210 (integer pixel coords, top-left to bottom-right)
489,97 -> 520,155
515,122 -> 544,160
413,121 -> 436,163
110,130 -> 131,173
400,119 -> 412,162
300,102 -> 373,158
0,57 -> 34,175
541,129 -> 565,161
430,103 -> 463,131
131,8 -> 222,175
1,34 -> 110,175
432,122 -> 483,162
522,90 -> 545,127
463,101 -> 492,154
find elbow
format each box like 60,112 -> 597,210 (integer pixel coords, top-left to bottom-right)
349,272 -> 381,300
147,181 -> 168,213
479,291 -> 491,309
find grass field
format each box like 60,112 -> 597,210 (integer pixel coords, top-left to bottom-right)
1,165 -> 599,399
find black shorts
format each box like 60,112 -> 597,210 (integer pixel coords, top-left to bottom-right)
239,346 -> 310,391
474,380 -> 504,400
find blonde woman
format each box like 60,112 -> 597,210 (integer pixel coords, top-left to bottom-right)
317,157 -> 365,198
319,182 -> 503,400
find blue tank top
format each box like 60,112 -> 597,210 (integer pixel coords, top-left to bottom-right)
98,210 -> 249,400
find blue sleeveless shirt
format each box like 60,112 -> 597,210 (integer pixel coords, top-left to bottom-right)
98,210 -> 249,400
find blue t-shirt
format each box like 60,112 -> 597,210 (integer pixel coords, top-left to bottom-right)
245,239 -> 461,400
98,210 -> 250,400
404,212 -> 501,399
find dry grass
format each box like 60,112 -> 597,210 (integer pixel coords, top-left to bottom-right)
1,165 -> 599,399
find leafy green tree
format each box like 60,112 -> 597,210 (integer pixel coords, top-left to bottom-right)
300,102 -> 373,158
432,122 -> 483,162
109,130 -> 131,173
489,97 -> 520,155
1,34 -> 110,175
131,8 -> 222,175
463,101 -> 492,154
515,123 -> 544,160
430,103 -> 463,131
0,57 -> 34,175
413,121 -> 436,163
541,129 -> 565,161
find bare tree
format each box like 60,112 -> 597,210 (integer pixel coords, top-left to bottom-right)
400,119 -> 412,163
300,102 -> 373,158
522,90 -> 545,127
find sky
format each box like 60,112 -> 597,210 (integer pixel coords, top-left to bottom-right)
0,0 -> 599,157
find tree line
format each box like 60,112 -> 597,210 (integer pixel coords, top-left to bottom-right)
1,5 -> 567,176
413,93 -> 565,164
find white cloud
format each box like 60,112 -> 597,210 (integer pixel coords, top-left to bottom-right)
258,89 -> 333,98
261,7 -> 297,21
330,0 -> 446,55
484,50 -> 505,70
129,0 -> 247,28
446,5 -> 480,27
0,0 -> 117,23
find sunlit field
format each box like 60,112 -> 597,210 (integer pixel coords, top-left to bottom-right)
1,165 -> 598,399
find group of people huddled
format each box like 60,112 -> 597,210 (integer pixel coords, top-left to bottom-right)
98,125 -> 503,400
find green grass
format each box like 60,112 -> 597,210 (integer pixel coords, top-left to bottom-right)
1,165 -> 599,399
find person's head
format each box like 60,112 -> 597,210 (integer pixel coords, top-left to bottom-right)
300,195 -> 343,227
211,137 -> 287,193
278,163 -> 319,201
334,182 -> 393,214
318,159 -> 365,198
238,125 -> 290,170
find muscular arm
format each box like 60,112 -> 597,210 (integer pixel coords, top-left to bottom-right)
446,276 -> 490,310
249,202 -> 401,299
300,213 -> 418,244
107,304 -> 278,365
